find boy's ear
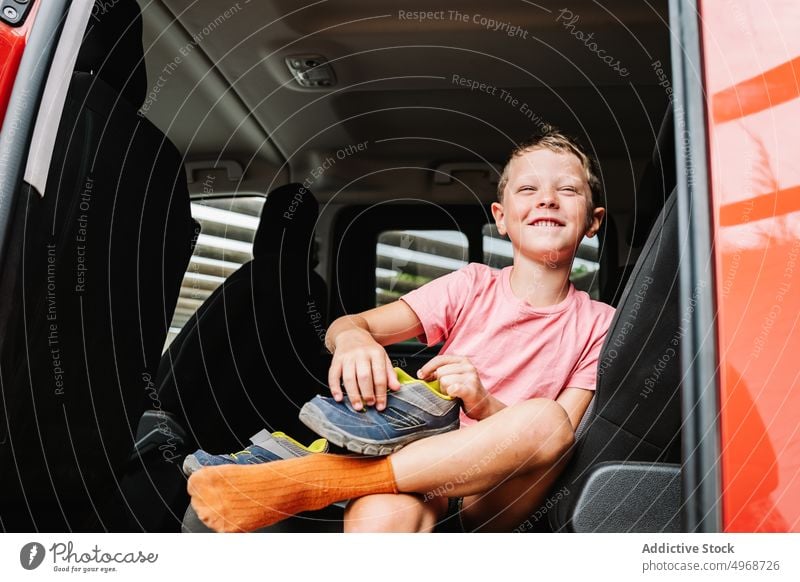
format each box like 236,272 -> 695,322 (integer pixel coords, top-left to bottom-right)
585,207 -> 605,238
491,202 -> 506,236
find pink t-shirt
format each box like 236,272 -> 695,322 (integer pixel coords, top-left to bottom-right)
400,263 -> 615,426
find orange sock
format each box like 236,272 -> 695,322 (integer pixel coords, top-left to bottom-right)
187,454 -> 398,532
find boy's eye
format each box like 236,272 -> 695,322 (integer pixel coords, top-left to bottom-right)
560,186 -> 577,194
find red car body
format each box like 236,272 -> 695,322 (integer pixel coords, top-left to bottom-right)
703,0 -> 800,532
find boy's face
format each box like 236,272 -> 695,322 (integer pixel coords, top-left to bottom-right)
491,147 -> 604,268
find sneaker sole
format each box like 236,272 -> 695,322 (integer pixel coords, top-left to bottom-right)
299,401 -> 458,456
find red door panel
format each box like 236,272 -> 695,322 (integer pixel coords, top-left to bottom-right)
702,0 -> 800,532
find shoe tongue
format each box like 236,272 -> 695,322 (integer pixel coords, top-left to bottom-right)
249,429 -> 272,446
270,438 -> 308,457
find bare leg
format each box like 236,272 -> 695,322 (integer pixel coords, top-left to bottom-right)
459,447 -> 572,531
393,398 -> 573,495
343,398 -> 573,532
344,494 -> 447,533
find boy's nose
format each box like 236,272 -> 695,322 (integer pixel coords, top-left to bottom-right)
535,192 -> 559,208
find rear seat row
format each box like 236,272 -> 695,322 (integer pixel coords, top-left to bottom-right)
1,0 -> 330,531
0,0 -> 194,530
127,185 -> 330,532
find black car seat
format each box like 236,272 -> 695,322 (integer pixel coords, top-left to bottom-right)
548,187 -> 683,532
627,107 -> 676,249
122,184 -> 328,532
156,183 -> 329,454
0,0 -> 194,531
542,104 -> 682,532
599,107 -> 675,306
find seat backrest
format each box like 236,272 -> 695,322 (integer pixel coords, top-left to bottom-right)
551,187 -> 683,529
156,183 -> 329,453
0,0 -> 194,531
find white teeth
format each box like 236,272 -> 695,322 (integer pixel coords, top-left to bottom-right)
531,220 -> 562,227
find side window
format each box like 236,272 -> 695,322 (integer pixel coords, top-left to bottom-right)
571,236 -> 600,298
482,224 -> 600,298
481,224 -> 513,269
375,230 -> 468,306
165,196 -> 266,349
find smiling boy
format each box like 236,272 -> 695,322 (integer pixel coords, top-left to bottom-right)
187,128 -> 615,532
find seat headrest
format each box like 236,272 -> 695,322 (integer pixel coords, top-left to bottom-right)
76,0 -> 147,109
253,183 -> 319,259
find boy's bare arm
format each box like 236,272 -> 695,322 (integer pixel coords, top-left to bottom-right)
326,300 -> 424,411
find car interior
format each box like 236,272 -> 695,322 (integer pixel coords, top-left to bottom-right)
0,0 -> 687,532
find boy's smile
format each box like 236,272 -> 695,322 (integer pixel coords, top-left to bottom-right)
491,147 -> 604,269
527,218 -> 566,227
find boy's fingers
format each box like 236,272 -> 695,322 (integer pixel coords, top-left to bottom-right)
328,360 -> 344,401
439,374 -> 463,393
417,355 -> 464,379
370,356 -> 389,410
342,364 -> 362,410
386,357 -> 401,391
428,362 -> 470,381
354,359 -> 375,410
445,383 -> 462,398
370,356 -> 387,407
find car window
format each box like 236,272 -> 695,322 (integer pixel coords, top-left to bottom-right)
375,229 -> 468,306
165,196 -> 265,349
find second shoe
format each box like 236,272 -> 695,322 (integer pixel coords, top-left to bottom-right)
182,429 -> 329,476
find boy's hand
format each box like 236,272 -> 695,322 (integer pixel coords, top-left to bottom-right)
417,355 -> 505,420
328,328 -> 401,411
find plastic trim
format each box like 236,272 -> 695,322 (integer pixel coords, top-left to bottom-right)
668,0 -> 722,533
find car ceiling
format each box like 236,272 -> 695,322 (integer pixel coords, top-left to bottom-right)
138,0 -> 672,210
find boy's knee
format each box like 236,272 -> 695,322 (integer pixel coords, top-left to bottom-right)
344,494 -> 437,533
514,399 -> 575,464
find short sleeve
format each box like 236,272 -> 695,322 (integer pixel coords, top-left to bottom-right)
564,306 -> 615,391
399,263 -> 479,346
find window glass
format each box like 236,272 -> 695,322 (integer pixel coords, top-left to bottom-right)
165,196 -> 265,349
375,230 -> 468,306
481,224 -> 600,299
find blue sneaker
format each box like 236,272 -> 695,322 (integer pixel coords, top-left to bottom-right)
298,368 -> 460,456
182,430 -> 328,476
